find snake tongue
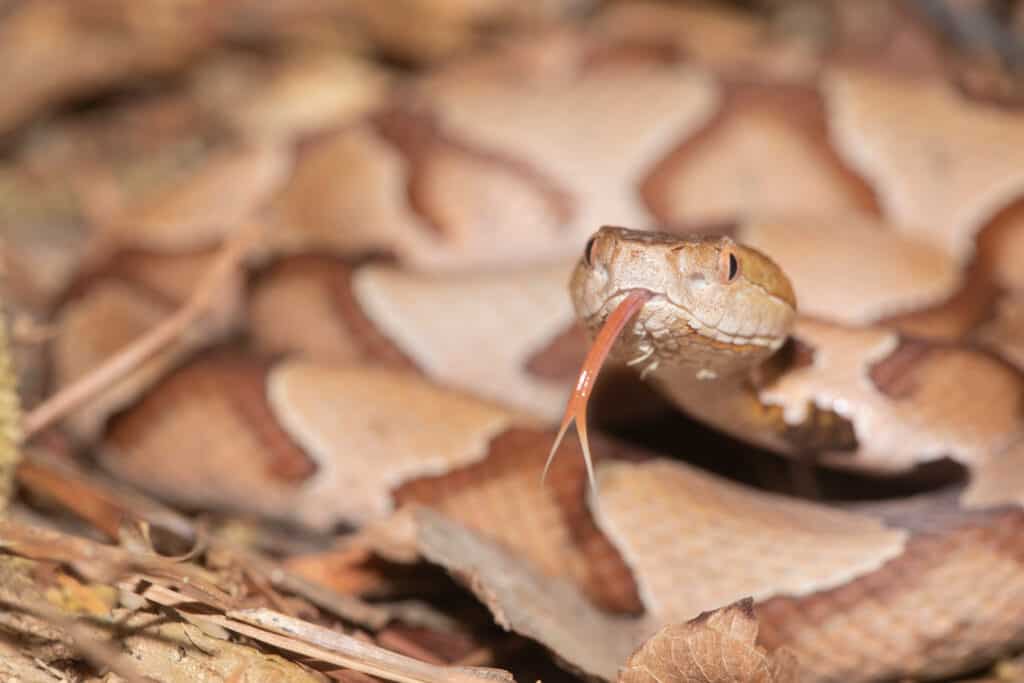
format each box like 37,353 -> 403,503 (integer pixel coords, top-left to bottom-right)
543,289 -> 653,500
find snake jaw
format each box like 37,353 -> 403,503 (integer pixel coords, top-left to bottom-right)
542,288 -> 654,499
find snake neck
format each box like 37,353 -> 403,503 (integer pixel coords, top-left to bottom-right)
644,359 -> 789,454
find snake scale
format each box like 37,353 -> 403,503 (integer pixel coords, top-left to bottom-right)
14,2 -> 1024,682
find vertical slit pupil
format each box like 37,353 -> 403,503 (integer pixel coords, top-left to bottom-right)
584,236 -> 597,266
728,252 -> 738,281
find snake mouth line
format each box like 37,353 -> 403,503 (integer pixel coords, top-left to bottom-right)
594,288 -> 781,349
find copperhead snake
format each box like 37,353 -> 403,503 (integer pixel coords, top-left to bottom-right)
11,2 -> 1024,682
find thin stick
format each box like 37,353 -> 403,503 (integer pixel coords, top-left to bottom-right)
22,224 -> 258,440
227,607 -> 514,683
137,583 -> 513,683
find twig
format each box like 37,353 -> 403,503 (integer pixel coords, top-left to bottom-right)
16,453 -> 197,541
21,223 -> 258,440
0,517 -> 229,604
233,609 -> 511,683
137,584 -> 514,683
240,547 -> 392,629
228,609 -> 514,683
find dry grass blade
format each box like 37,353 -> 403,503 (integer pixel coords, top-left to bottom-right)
16,452 -> 197,541
228,609 -> 515,683
234,546 -> 392,630
139,583 -> 514,683
13,451 -> 395,630
0,518 -> 230,605
21,223 -> 259,440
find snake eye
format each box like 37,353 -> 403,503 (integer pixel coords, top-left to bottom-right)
719,247 -> 740,284
583,235 -> 597,267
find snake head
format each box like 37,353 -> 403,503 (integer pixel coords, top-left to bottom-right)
571,225 -> 797,378
546,226 -> 797,499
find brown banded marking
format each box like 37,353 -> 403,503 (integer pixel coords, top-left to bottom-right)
103,357 -> 529,530
269,35 -> 720,271
51,247 -> 244,440
248,255 -> 420,370
759,319 -> 1023,472
867,336 -> 934,399
409,40 -> 721,267
249,253 -> 582,421
969,196 -> 1024,372
823,67 -> 1024,261
372,107 -> 573,240
100,350 -> 646,613
524,324 -> 589,381
402,458 -> 1024,683
394,426 -> 645,614
641,81 -> 882,228
102,353 -> 314,519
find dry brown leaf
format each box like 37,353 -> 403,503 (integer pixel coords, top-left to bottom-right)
619,600 -> 799,683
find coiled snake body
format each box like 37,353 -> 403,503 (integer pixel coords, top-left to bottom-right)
39,4 -> 1024,681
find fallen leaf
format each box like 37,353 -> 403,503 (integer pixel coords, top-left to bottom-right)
619,600 -> 799,683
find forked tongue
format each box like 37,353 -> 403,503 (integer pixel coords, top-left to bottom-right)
543,289 -> 653,500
